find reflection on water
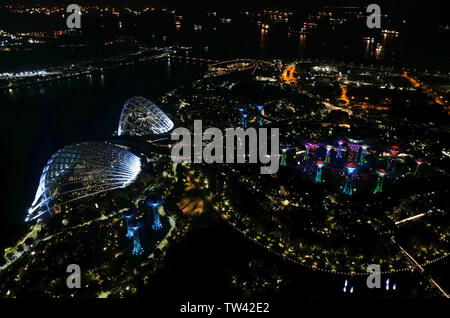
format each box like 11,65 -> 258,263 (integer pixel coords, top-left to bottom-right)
166,58 -> 171,78
361,32 -> 400,63
299,34 -> 307,58
259,28 -> 268,58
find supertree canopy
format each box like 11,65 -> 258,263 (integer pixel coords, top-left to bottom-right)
237,107 -> 245,126
280,146 -> 294,167
123,213 -> 136,239
387,145 -> 400,170
374,169 -> 386,194
118,96 -> 174,136
343,162 -> 357,195
26,142 -> 141,222
303,144 -> 310,161
241,113 -> 248,129
255,104 -> 264,126
359,144 -> 369,166
131,224 -> 144,255
315,160 -> 325,183
304,139 -> 319,162
336,139 -> 344,158
146,199 -> 163,230
347,140 -> 362,164
324,145 -> 332,164
414,158 -> 424,176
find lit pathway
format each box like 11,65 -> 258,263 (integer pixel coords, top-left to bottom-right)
390,237 -> 449,298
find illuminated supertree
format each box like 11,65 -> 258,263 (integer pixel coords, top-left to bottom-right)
347,143 -> 362,164
374,169 -> 386,194
343,163 -> 357,195
255,105 -> 264,126
303,144 -> 310,161
304,140 -> 320,171
324,145 -> 332,164
241,113 -> 248,129
123,213 -> 135,239
307,139 -> 320,159
386,146 -> 400,170
315,161 -> 325,183
336,140 -> 344,159
280,147 -> 289,166
414,158 -> 423,176
131,224 -> 144,255
147,199 -> 163,230
308,140 -> 319,155
237,107 -> 245,126
359,144 -> 369,166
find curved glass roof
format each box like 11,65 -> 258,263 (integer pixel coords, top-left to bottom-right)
26,142 -> 141,222
117,96 -> 174,136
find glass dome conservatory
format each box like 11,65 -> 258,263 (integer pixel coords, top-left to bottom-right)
117,96 -> 174,136
26,142 -> 141,222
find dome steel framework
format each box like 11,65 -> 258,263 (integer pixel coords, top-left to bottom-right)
117,96 -> 174,136
26,142 -> 141,222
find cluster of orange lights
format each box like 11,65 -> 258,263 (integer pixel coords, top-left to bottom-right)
402,72 -> 448,111
281,66 -> 297,84
339,84 -> 350,106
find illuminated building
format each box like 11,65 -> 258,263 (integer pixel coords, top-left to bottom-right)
118,96 -> 174,136
147,199 -> 163,230
315,161 -> 325,183
387,146 -> 400,170
325,145 -> 332,164
414,158 -> 423,176
374,169 -> 386,194
343,163 -> 357,195
131,224 -> 144,255
336,139 -> 344,158
359,144 -> 369,166
255,105 -> 264,126
26,142 -> 141,222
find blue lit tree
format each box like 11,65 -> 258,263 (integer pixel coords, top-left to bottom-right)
281,146 -> 292,166
131,224 -> 144,255
147,199 -> 163,230
359,144 -> 369,166
315,161 -> 325,183
374,169 -> 386,194
123,213 -> 135,239
336,140 -> 344,159
324,145 -> 332,164
237,107 -> 245,126
343,163 -> 357,195
255,105 -> 264,126
241,113 -> 248,129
